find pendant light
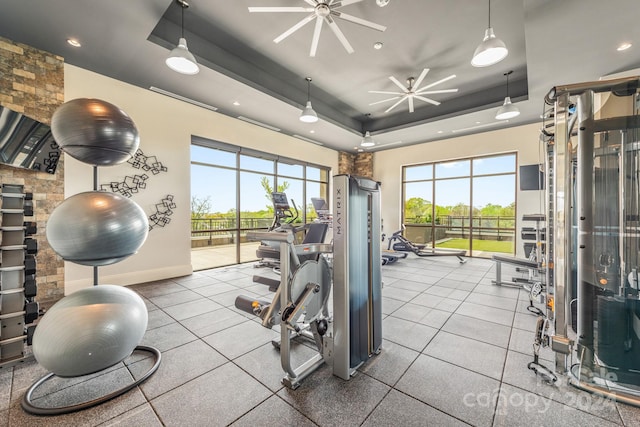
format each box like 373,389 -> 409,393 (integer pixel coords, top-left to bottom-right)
360,131 -> 375,147
471,0 -> 508,67
495,70 -> 520,120
166,0 -> 200,75
300,77 -> 318,123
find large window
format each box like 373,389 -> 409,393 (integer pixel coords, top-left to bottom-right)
190,138 -> 330,269
402,153 -> 516,258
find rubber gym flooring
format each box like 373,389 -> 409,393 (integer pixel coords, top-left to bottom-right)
2,256 -> 640,426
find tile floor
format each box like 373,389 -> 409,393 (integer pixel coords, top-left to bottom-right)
3,256 -> 640,426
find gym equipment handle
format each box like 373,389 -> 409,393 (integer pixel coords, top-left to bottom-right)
235,295 -> 262,315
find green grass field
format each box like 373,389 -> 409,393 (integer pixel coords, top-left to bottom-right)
436,238 -> 514,253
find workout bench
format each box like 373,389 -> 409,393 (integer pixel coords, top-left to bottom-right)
491,254 -> 543,287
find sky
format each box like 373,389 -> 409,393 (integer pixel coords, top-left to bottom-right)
191,145 -> 325,214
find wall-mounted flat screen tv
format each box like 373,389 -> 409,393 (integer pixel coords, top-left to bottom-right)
0,105 -> 60,174
519,164 -> 544,191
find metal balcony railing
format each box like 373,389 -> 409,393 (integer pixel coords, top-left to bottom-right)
191,217 -> 274,246
405,215 -> 516,240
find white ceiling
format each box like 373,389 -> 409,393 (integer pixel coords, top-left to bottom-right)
0,0 -> 639,152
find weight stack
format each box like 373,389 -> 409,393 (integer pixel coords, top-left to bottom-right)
0,184 -> 38,367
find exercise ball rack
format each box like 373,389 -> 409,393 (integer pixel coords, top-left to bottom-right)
22,345 -> 161,415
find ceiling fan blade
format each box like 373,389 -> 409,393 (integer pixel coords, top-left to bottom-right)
332,0 -> 366,9
368,90 -> 404,95
310,16 -> 323,57
412,68 -> 430,91
274,13 -> 316,44
408,97 -> 415,113
331,11 -> 386,32
388,75 -> 408,92
415,95 -> 441,106
385,95 -> 408,113
248,7 -> 314,12
303,0 -> 318,5
325,15 -> 354,54
416,88 -> 459,95
369,96 -> 401,106
420,74 -> 457,91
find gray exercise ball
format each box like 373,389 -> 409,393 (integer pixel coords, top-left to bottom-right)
46,191 -> 149,266
51,98 -> 140,166
32,285 -> 148,377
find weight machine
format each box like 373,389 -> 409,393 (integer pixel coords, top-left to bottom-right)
235,175 -> 382,388
539,75 -> 640,405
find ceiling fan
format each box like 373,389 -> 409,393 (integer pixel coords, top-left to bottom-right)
248,0 -> 386,57
369,68 -> 458,113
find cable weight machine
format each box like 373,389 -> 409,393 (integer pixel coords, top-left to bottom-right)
540,75 -> 640,405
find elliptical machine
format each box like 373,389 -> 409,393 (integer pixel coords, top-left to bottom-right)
253,193 -> 329,291
255,192 -> 302,269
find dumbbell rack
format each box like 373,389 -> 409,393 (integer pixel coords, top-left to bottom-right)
0,184 -> 38,368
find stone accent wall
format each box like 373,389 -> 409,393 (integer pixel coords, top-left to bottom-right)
0,36 -> 65,304
338,151 -> 373,179
338,152 -> 355,175
354,152 -> 373,178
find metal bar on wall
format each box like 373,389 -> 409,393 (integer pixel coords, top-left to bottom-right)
576,91 -> 595,366
552,91 -> 571,373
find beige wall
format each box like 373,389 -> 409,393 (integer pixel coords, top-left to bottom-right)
63,64 -> 339,294
373,123 -> 544,258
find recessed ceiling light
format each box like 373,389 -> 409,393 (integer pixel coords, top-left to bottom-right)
437,130 -> 444,134
475,121 -> 481,124
617,42 -> 632,51
232,101 -> 240,106
374,42 -> 383,50
309,130 -> 315,134
66,38 -> 81,47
